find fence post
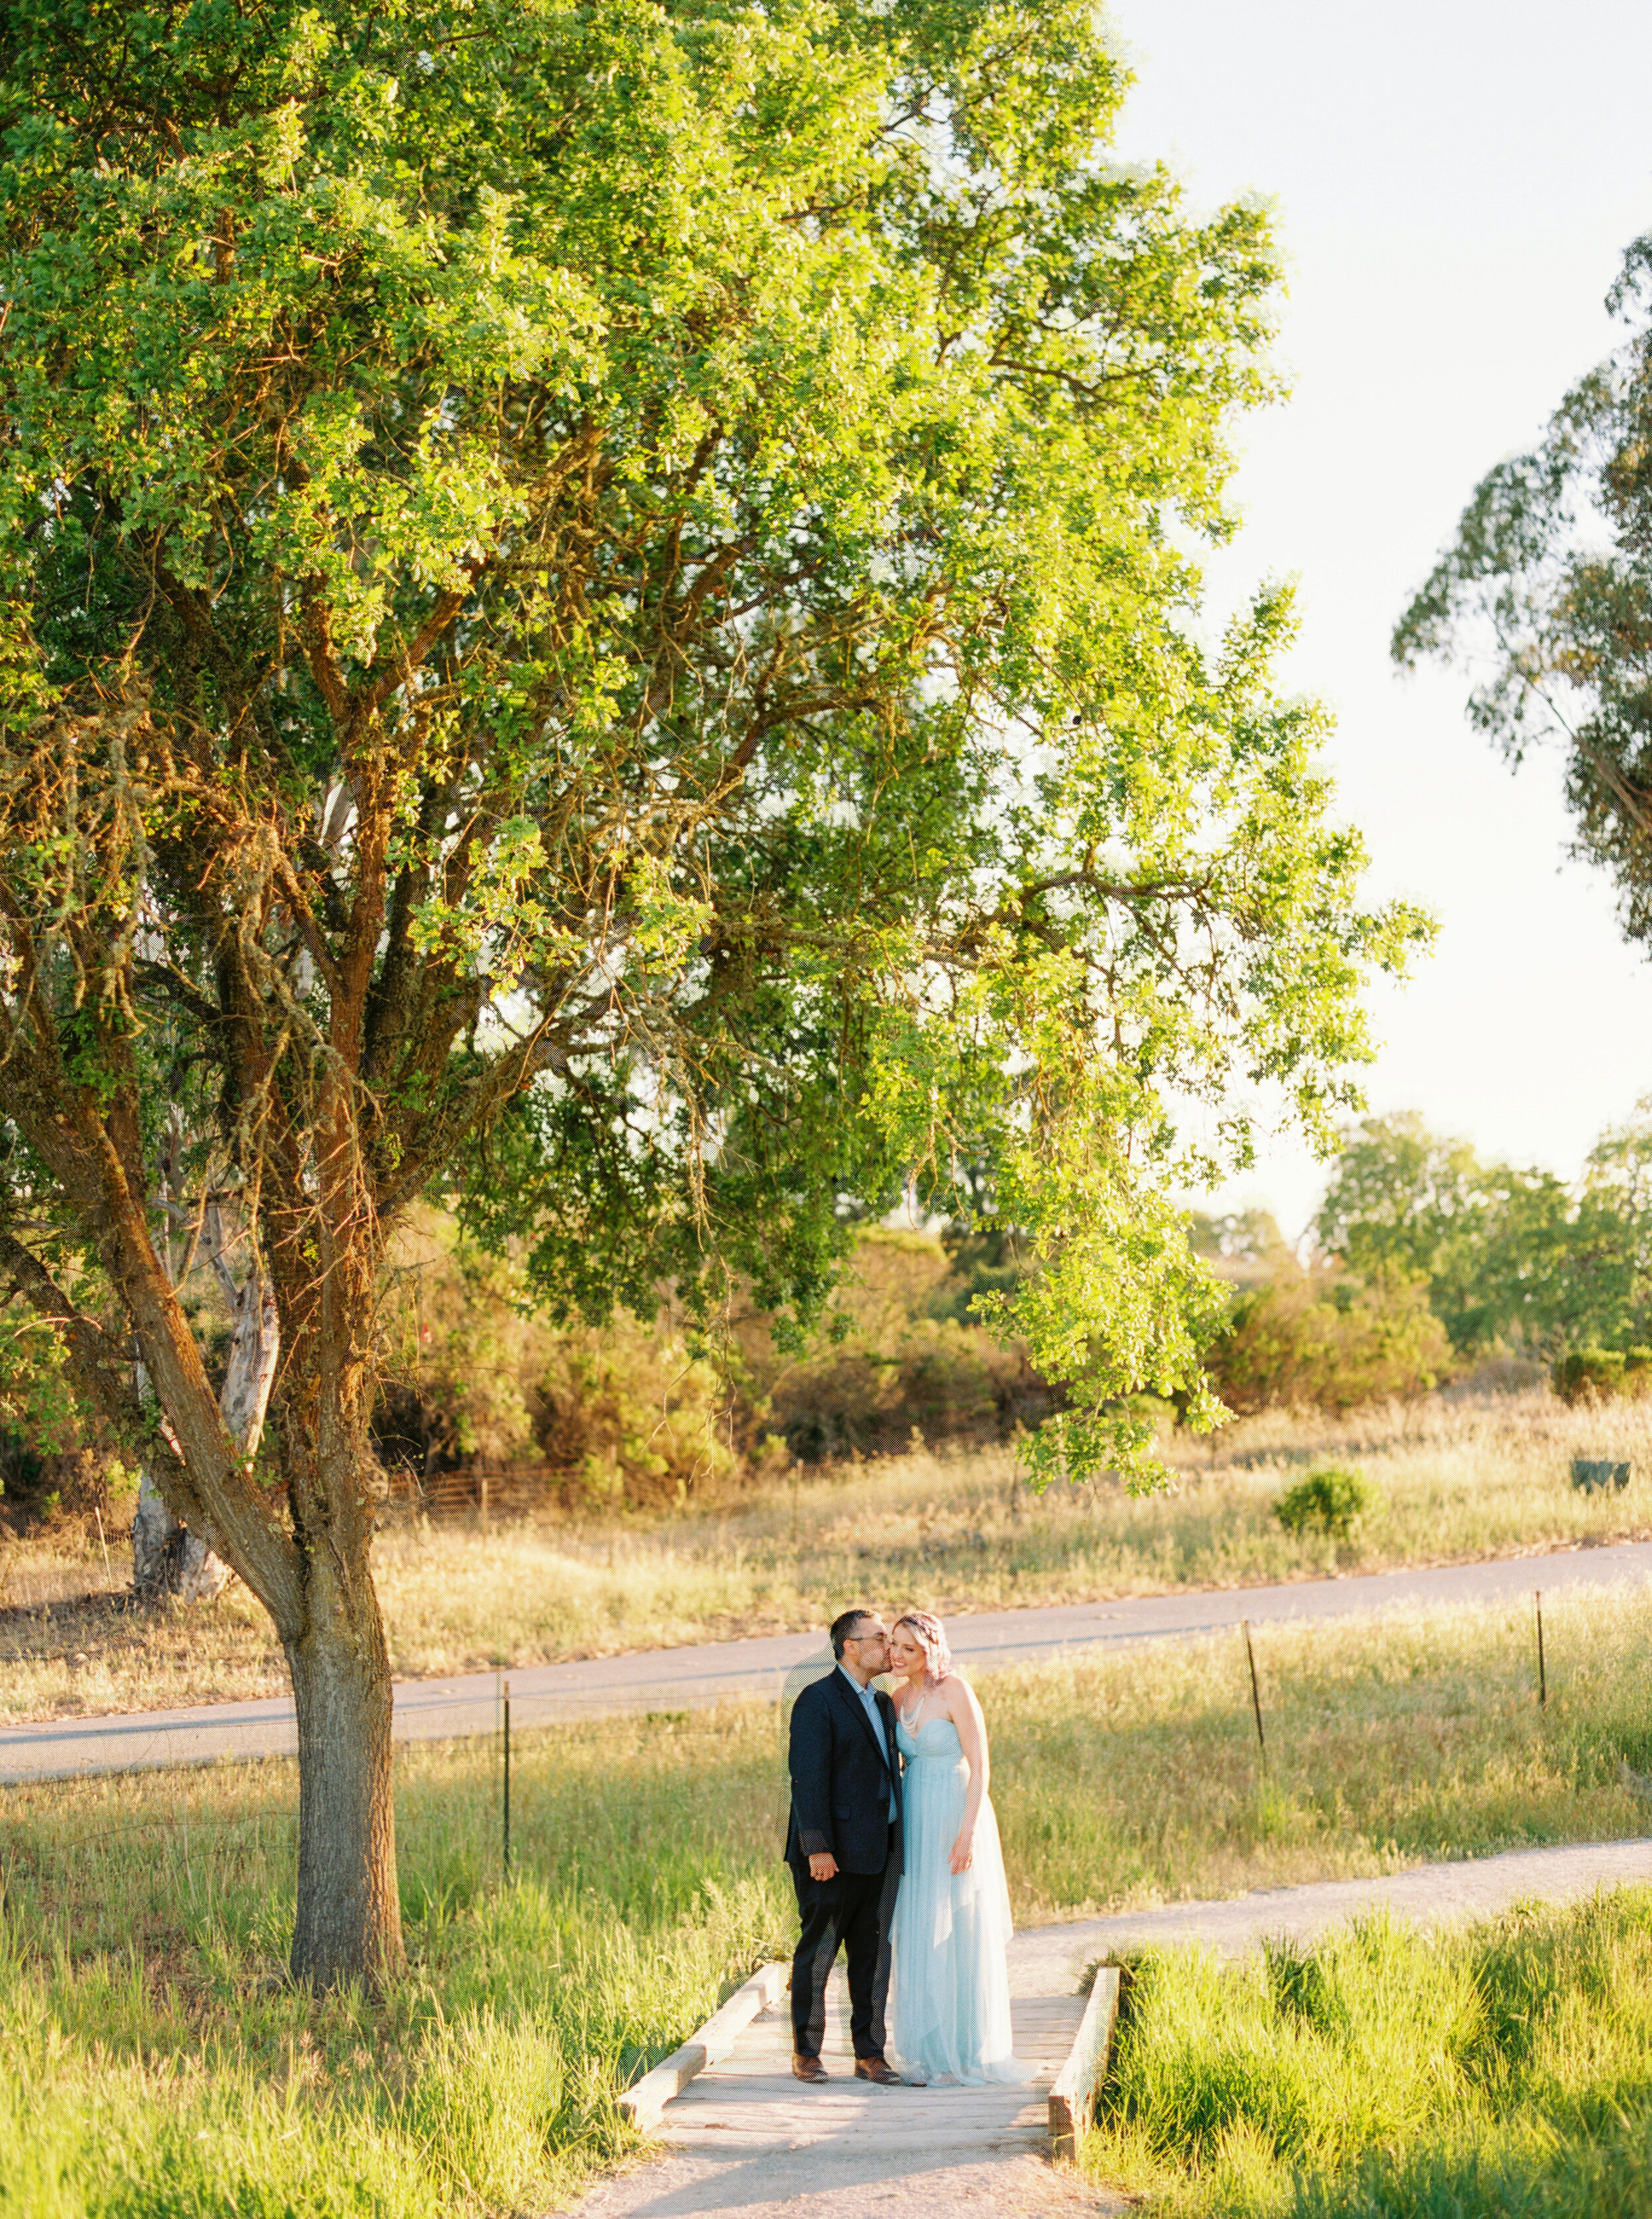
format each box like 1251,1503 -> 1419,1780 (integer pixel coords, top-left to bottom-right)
1536,1591 -> 1547,1710
480,1473 -> 490,1534
1242,1620 -> 1266,1766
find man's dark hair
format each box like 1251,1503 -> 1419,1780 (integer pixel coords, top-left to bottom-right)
831,1608 -> 875,1661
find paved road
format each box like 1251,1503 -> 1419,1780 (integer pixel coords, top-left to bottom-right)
7,1536 -> 1652,1784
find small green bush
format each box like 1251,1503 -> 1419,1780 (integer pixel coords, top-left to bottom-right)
1274,1464 -> 1373,1542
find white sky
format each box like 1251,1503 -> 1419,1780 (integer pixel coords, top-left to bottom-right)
1114,1 -> 1652,1238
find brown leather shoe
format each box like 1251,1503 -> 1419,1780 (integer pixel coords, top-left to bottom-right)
792,2054 -> 828,2082
853,2056 -> 902,2084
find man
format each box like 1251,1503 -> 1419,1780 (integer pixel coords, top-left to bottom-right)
784,1606 -> 904,2084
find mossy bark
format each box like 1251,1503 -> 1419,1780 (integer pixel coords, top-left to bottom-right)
285,1586 -> 402,1986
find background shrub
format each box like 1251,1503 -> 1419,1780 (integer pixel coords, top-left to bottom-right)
367,1216 -> 1059,1511
1553,1346 -> 1652,1406
1274,1465 -> 1374,1542
1203,1267 -> 1450,1417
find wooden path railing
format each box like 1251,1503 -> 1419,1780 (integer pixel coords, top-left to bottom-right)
1047,1965 -> 1121,2156
619,1963 -> 790,2132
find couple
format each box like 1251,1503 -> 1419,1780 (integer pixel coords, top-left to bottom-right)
784,1606 -> 1028,2088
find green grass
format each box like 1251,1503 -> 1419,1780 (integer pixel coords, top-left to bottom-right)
1087,1893 -> 1652,2216
0,1723 -> 796,2219
9,1585 -> 1652,2214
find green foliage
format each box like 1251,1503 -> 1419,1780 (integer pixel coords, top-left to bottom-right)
1273,1464 -> 1374,1543
0,1308 -> 81,1460
377,1211 -> 743,1507
0,1300 -> 133,1530
1315,1111 -> 1490,1335
0,0 -> 1426,1505
372,1217 -> 1054,1499
1316,1108 -> 1652,1359
1395,228 -> 1652,950
1090,1896 -> 1652,2218
535,1325 -> 745,1511
739,1226 -> 1058,1462
1555,1347 -> 1629,1405
1203,1263 -> 1449,1416
1552,1345 -> 1652,1406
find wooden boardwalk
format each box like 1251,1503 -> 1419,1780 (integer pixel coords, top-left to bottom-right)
566,1966 -> 1109,2219
657,1972 -> 1086,2163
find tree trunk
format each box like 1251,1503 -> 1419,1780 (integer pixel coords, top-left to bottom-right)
285,1586 -> 403,1986
131,1246 -> 279,1605
131,1467 -> 233,1600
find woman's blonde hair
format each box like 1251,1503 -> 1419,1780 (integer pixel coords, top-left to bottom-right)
893,1610 -> 954,1682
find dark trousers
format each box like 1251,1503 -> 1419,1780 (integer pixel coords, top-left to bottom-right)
789,1828 -> 899,2060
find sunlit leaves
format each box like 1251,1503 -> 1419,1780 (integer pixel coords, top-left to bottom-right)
1394,228 -> 1652,949
0,0 -> 1423,1496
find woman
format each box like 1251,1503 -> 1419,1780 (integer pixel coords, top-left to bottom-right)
885,1610 -> 1030,2086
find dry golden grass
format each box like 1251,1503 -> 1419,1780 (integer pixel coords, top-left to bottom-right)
6,1383 -> 1651,1723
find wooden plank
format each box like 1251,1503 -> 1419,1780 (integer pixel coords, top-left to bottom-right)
658,1989 -> 1087,2158
1047,1965 -> 1120,2159
619,1962 -> 788,2131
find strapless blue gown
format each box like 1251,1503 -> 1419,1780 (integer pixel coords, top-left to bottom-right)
889,1713 -> 1030,2085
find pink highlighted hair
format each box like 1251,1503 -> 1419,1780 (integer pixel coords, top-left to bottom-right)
893,1610 -> 954,1682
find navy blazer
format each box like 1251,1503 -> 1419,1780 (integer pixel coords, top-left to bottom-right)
784,1667 -> 903,1876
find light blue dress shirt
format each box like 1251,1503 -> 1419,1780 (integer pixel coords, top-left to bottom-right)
839,1663 -> 898,1822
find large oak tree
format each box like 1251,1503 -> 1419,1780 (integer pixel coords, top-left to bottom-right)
0,0 -> 1423,1984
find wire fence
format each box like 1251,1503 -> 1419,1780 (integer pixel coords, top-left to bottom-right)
3,1670 -> 785,1885
5,1587 -> 1587,1885
2,1681 -> 523,1879
1240,1588 -> 1558,1768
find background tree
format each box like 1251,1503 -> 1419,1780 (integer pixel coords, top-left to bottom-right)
1393,228 -> 1652,944
1187,1205 -> 1295,1287
0,0 -> 1423,1984
1315,1109 -> 1652,1358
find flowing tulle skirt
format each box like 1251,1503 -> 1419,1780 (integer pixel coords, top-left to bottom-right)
889,1719 -> 1032,2086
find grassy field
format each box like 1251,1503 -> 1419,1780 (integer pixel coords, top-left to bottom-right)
8,1585 -> 1652,2214
6,1386 -> 1652,1724
1,1720 -> 795,2219
1088,1892 -> 1652,2216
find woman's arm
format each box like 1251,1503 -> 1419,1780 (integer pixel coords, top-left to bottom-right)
947,1678 -> 990,1873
